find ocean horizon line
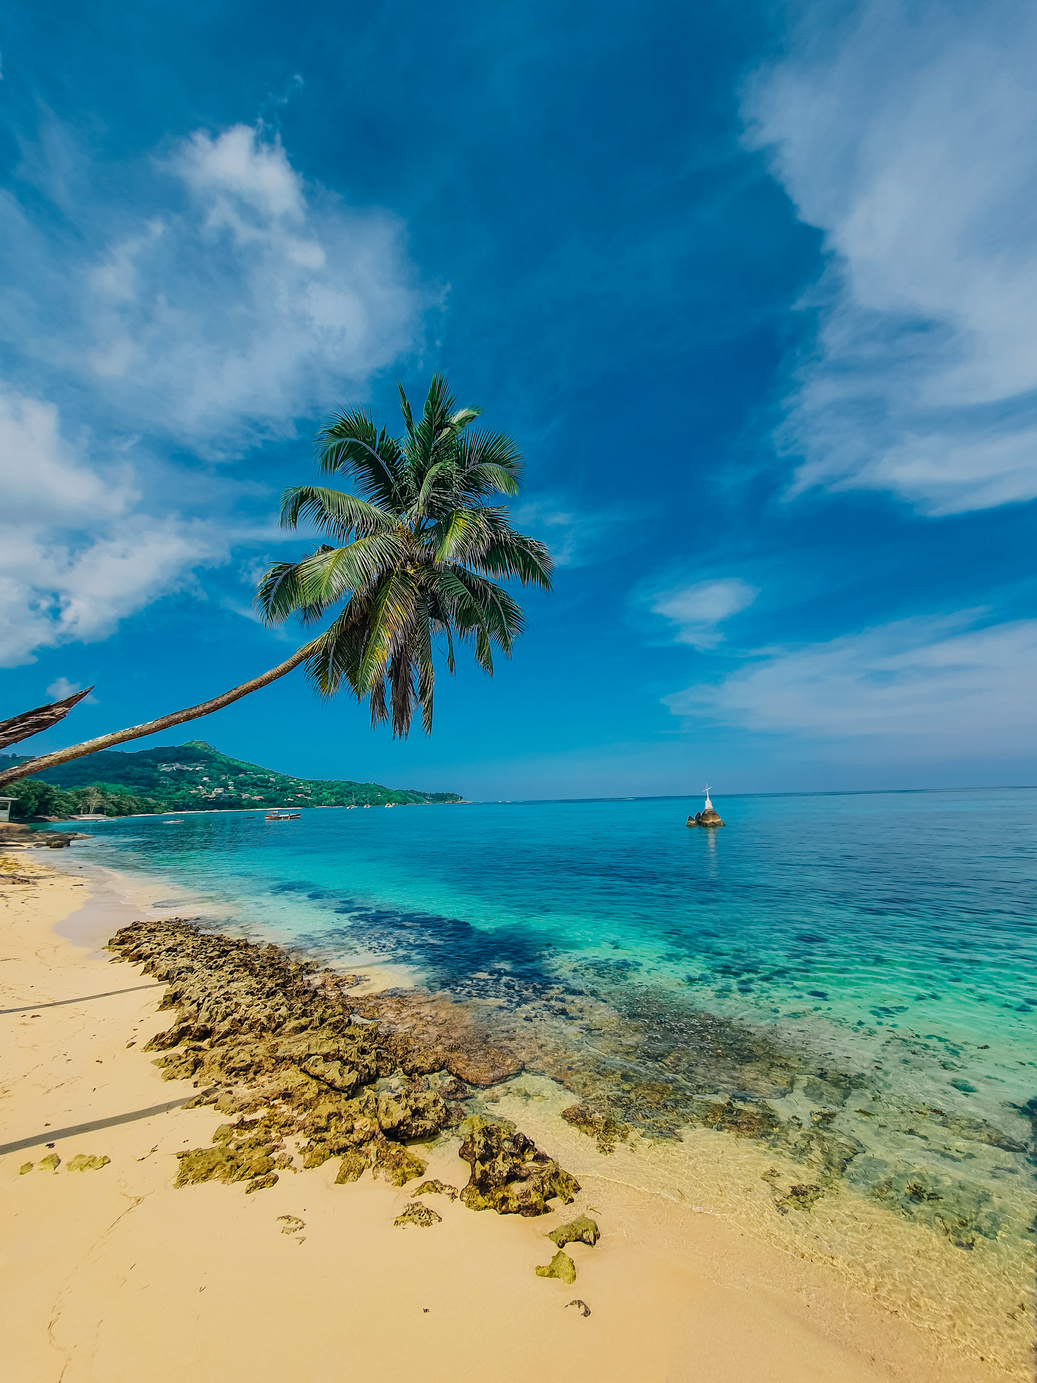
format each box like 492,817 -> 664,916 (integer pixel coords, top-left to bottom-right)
471,783 -> 1037,806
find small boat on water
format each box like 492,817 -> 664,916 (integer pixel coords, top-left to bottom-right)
265,811 -> 302,821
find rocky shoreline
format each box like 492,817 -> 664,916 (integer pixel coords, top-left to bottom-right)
108,914 -> 1033,1258
101,915 -> 1034,1378
111,918 -> 581,1216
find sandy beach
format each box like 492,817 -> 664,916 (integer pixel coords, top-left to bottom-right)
0,847 -> 1014,1383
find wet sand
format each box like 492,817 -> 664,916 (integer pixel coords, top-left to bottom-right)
0,848 -> 1014,1382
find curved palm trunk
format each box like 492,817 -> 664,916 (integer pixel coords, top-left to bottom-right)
0,646 -> 312,789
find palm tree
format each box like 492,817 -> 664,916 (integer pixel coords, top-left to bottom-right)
0,377 -> 551,789
257,375 -> 552,736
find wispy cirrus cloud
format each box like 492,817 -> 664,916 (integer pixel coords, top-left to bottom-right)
46,677 -> 97,704
665,611 -> 1037,756
745,0 -> 1037,515
512,498 -> 638,568
647,577 -> 758,648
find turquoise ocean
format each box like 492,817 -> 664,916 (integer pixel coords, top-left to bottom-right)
55,786 -> 1036,1368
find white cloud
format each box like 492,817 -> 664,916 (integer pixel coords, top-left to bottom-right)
2,123 -> 426,447
0,121 -> 429,666
745,0 -> 1037,514
665,612 -> 1037,755
648,577 -> 758,648
0,387 -> 228,667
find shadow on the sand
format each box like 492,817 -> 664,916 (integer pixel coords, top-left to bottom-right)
0,1094 -> 204,1156
0,982 -> 164,1016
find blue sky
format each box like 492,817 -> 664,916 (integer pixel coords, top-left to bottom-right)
2,0 -> 1036,799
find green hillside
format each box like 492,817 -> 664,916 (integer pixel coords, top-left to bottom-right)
1,741 -> 462,820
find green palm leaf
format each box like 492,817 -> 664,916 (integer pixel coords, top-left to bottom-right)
258,375 -> 554,737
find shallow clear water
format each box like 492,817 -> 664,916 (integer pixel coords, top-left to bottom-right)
63,788 -> 1037,1115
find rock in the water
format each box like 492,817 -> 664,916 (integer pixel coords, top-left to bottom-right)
698,1098 -> 779,1138
548,1214 -> 600,1248
775,1182 -> 823,1213
67,1154 -> 110,1172
560,1103 -> 628,1154
394,1201 -> 442,1228
458,1115 -> 580,1217
686,808 -> 724,828
536,1249 -> 577,1284
442,1043 -> 523,1087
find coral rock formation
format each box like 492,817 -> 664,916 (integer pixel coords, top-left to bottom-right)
535,1249 -> 577,1283
394,1201 -> 442,1228
548,1215 -> 600,1248
458,1115 -> 580,1216
414,1179 -> 459,1200
108,918 -> 578,1215
67,1154 -> 110,1172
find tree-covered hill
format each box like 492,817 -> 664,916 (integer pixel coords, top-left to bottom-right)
0,741 -> 462,819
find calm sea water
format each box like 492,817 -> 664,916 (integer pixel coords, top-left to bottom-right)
60,787 -> 1036,1119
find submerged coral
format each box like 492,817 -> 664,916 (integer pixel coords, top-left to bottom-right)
560,1104 -> 628,1154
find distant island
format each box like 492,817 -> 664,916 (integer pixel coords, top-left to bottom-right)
0,740 -> 463,820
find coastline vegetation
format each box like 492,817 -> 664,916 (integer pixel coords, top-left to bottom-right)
0,739 -> 460,821
5,779 -> 164,821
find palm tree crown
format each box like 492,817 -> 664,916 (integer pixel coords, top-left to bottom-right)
256,376 -> 553,737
